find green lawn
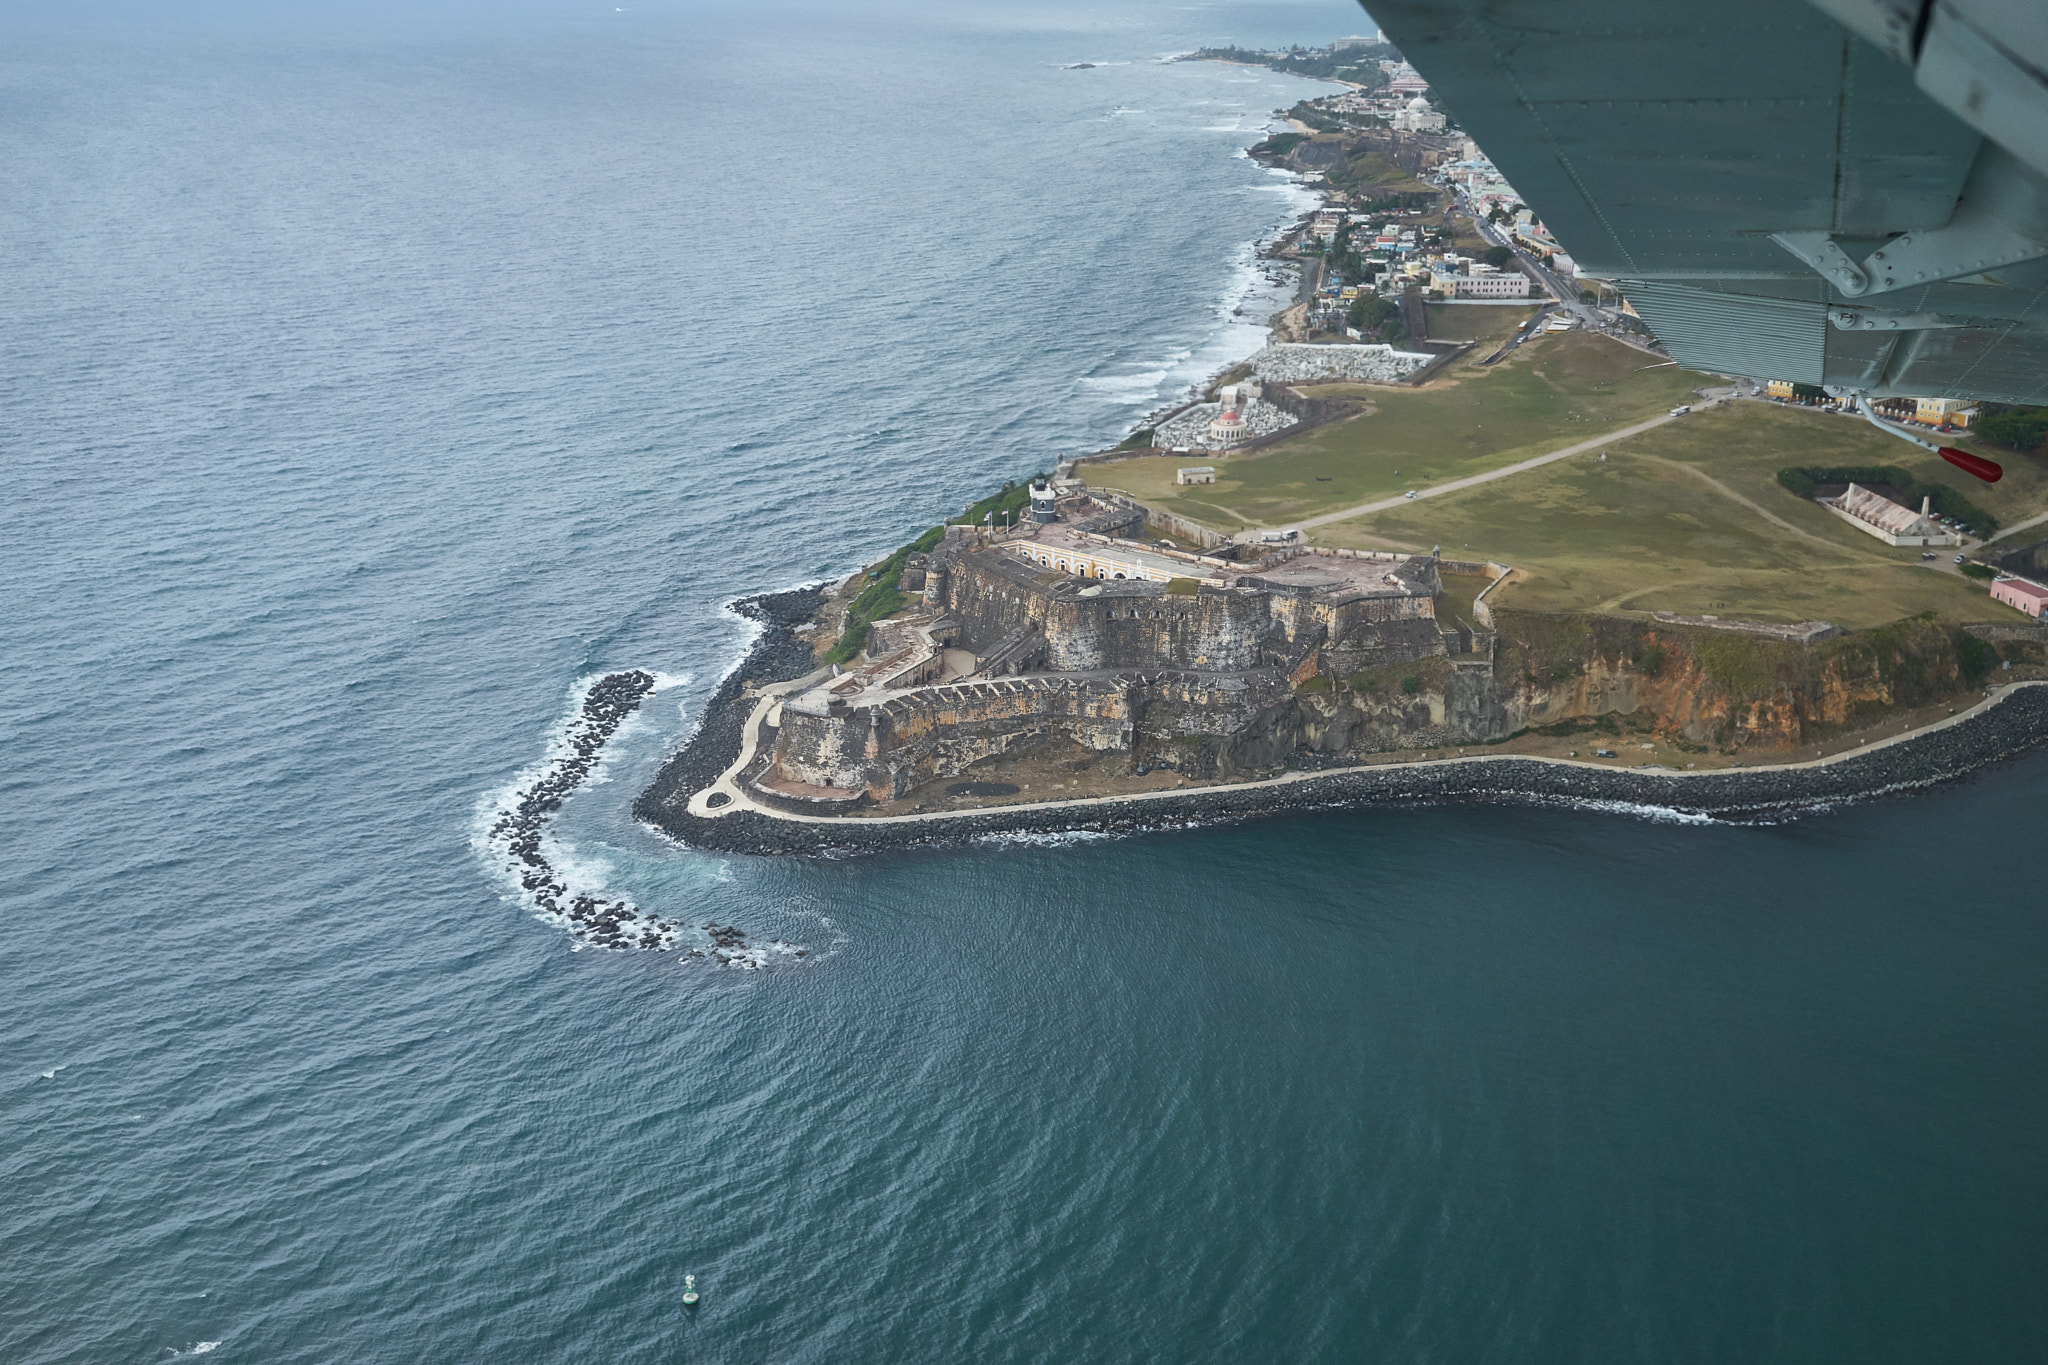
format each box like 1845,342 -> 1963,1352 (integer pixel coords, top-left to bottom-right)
1090,331 -> 1705,527
1422,302 -> 1537,346
1314,402 -> 2048,628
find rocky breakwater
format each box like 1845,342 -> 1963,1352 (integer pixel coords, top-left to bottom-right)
488,670 -> 690,949
490,660 -> 810,967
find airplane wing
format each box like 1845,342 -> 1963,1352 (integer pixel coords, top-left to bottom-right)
1368,0 -> 2048,404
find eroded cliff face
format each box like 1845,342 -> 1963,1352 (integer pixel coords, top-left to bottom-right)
1135,614 -> 2000,780
1492,613 -> 1993,751
768,607 -> 2005,799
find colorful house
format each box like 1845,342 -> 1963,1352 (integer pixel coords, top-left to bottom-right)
1991,577 -> 2048,618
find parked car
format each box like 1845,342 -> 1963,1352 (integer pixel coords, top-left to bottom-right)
1921,551 -> 1938,560
1955,554 -> 1968,564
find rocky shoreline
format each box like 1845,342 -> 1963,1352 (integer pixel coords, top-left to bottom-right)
633,585 -> 828,832
635,590 -> 2048,857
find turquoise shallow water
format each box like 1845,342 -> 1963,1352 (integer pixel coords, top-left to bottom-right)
5,2 -> 2047,1361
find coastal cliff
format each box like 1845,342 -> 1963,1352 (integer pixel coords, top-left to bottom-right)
1173,611 -> 2024,779
1489,612 -> 2010,749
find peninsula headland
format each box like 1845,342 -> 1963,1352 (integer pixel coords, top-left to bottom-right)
634,39 -> 2048,856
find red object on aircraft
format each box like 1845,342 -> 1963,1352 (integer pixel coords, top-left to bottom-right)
1939,446 -> 2003,483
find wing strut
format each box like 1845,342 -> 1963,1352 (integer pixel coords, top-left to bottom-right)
1851,391 -> 2003,482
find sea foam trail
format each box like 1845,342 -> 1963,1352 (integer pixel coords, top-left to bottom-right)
481,670 -> 805,967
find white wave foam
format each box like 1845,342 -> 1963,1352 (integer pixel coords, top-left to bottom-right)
974,828 -> 1117,847
1525,795 -> 1725,825
1075,368 -> 1174,401
39,1064 -> 64,1079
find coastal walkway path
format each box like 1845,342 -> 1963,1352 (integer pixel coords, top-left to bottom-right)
682,671 -> 2042,831
1252,394 -> 1732,542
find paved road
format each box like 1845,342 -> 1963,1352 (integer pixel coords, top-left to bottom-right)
1255,397 -> 1728,539
1462,202 -> 1663,354
1988,506 -> 2048,544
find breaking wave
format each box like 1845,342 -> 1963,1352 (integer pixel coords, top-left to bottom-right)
478,670 -> 805,965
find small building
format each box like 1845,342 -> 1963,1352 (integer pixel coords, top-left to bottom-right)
1766,379 -> 1796,399
1206,408 -> 1249,446
1991,577 -> 2048,617
1819,483 -> 1961,547
1176,466 -> 1217,485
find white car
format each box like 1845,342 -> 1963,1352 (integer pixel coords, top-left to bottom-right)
1404,490 -> 1418,499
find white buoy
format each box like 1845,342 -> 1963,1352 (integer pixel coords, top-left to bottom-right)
682,1274 -> 699,1308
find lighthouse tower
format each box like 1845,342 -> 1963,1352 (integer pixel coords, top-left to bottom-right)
1028,481 -> 1059,523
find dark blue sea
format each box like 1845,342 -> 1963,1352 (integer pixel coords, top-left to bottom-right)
6,2 -> 2047,1360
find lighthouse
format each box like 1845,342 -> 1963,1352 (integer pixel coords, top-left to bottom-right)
1028,481 -> 1059,523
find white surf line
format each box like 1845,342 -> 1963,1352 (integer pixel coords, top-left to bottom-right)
1272,400 -> 1721,538
686,680 -> 2044,828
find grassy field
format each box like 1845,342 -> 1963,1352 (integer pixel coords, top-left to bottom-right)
1315,402 -> 2048,628
1435,568 -> 1497,626
1089,330 -> 1701,528
1421,302 -> 1536,345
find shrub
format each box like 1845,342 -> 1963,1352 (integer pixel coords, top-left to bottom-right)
1400,675 -> 1421,694
821,521 -> 948,662
1296,675 -> 1333,694
1960,562 -> 1996,580
1634,643 -> 1665,677
1975,407 -> 2048,452
1955,631 -> 2000,685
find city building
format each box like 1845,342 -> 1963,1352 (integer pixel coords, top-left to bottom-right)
1871,395 -> 1978,428
1916,397 -> 1977,428
1391,96 -> 1446,133
1818,484 -> 1961,547
1454,273 -> 1531,298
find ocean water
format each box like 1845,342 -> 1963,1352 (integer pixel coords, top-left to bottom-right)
5,2 -> 2047,1361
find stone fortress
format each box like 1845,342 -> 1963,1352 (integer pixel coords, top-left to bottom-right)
753,479 -> 1474,808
